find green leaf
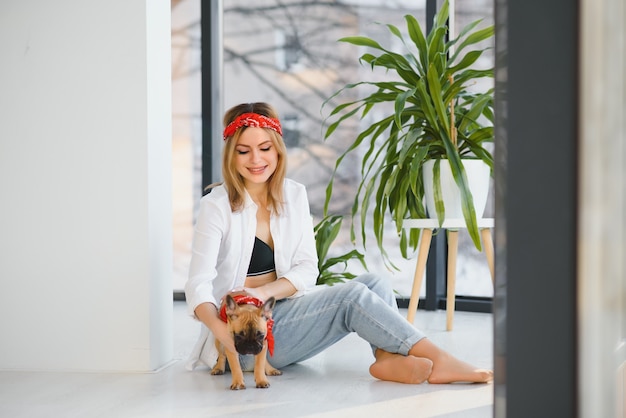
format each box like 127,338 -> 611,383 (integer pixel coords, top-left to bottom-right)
385,23 -> 403,40
432,159 -> 445,225
434,0 -> 450,30
394,88 -> 415,129
426,62 -> 451,137
445,153 -> 483,250
458,94 -> 492,133
427,27 -> 448,73
451,25 -> 494,63
339,36 -> 384,50
404,14 -> 428,74
448,50 -> 482,74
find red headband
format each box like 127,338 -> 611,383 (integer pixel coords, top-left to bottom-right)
223,112 -> 283,140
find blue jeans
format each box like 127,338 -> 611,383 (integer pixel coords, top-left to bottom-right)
238,273 -> 426,371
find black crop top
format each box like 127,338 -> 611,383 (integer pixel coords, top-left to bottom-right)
247,237 -> 276,276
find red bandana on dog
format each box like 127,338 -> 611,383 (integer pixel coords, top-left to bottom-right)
223,113 -> 283,140
219,294 -> 275,356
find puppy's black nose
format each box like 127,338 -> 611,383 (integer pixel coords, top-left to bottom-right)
234,341 -> 263,355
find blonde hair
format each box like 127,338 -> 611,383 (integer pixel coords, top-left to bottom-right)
222,102 -> 287,213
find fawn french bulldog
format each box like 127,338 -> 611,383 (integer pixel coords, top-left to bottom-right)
211,293 -> 281,390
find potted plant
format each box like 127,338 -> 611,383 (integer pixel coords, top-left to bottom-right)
322,0 -> 494,266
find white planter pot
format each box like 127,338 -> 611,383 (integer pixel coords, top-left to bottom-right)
423,159 -> 491,220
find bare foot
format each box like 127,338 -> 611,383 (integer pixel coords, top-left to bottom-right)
409,338 -> 493,384
427,350 -> 493,384
369,350 -> 433,384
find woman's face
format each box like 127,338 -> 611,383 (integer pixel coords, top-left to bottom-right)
234,127 -> 279,188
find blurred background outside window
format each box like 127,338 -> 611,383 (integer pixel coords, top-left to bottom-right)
171,0 -> 494,299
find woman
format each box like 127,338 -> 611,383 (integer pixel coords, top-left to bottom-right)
185,102 -> 493,384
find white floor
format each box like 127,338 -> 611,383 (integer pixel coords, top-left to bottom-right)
0,302 -> 494,418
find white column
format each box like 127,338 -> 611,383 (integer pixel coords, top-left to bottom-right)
0,0 -> 173,372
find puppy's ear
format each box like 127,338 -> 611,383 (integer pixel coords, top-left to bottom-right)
261,296 -> 276,318
225,294 -> 238,316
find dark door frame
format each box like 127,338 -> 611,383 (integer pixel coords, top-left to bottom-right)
494,0 -> 579,416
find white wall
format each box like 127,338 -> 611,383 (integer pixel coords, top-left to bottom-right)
0,0 -> 173,372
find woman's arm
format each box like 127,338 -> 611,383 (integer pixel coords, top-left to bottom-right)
243,277 -> 297,302
185,195 -> 226,317
194,302 -> 236,353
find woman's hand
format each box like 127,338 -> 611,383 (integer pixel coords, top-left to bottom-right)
233,277 -> 297,302
210,319 -> 236,353
194,302 -> 236,353
229,286 -> 268,301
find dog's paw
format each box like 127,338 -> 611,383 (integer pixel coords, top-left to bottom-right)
265,363 -> 282,376
266,368 -> 282,376
229,381 -> 246,390
210,367 -> 225,376
255,380 -> 270,389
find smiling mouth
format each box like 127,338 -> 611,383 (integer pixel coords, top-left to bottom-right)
248,166 -> 266,174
